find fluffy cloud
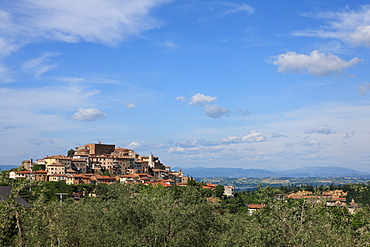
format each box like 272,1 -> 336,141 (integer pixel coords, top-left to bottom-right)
360,82 -> 370,95
348,26 -> 370,47
73,108 -> 106,121
304,125 -> 336,135
241,130 -> 266,143
273,50 -> 362,76
221,136 -> 240,144
221,131 -> 266,144
0,0 -> 172,54
189,93 -> 217,106
204,104 -> 230,118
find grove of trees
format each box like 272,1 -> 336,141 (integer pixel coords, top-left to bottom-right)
2,173 -> 370,246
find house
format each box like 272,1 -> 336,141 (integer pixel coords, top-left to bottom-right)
46,163 -> 66,175
247,204 -> 266,214
224,185 -> 234,197
48,174 -> 67,182
34,170 -> 48,182
9,171 -> 35,180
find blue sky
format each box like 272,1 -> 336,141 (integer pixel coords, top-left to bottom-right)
1,0 -> 370,171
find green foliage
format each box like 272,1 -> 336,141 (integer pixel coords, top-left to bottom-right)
67,149 -> 75,157
32,164 -> 45,171
4,178 -> 370,246
215,184 -> 224,198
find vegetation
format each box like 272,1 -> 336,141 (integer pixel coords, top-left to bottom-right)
3,174 -> 370,246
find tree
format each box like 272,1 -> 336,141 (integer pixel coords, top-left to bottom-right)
215,185 -> 224,198
67,149 -> 75,157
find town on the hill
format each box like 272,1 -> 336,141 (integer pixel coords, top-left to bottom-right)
8,142 -> 235,197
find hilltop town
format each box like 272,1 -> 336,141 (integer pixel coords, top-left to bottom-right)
8,142 -> 234,197
10,142 -> 186,186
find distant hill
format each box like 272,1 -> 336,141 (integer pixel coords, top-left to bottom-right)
0,165 -> 17,171
176,167 -> 275,178
277,166 -> 370,178
177,166 -> 370,178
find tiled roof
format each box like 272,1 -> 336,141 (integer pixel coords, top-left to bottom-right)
15,171 -> 31,174
247,204 -> 266,209
34,170 -> 47,174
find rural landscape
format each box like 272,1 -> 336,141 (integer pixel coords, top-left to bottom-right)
1,0 -> 370,246
2,143 -> 370,246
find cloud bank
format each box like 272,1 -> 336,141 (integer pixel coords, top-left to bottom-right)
0,0 -> 172,54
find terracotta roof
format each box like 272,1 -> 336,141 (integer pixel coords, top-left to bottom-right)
121,174 -> 138,178
34,170 -> 47,174
15,171 -> 32,175
247,204 -> 266,209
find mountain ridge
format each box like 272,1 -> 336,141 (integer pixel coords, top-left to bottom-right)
175,166 -> 370,178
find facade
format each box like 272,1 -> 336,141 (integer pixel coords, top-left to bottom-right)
46,163 -> 66,175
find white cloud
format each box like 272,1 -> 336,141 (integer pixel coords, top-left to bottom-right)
0,0 -> 172,54
241,130 -> 266,143
189,93 -> 217,106
128,142 -> 141,149
220,131 -> 266,144
304,125 -> 336,135
293,5 -> 370,47
72,108 -> 106,121
0,37 -> 21,57
175,96 -> 186,102
360,82 -> 370,95
300,139 -> 320,147
204,104 -> 230,118
222,3 -> 254,16
348,26 -> 370,47
22,52 -> 59,77
127,103 -> 136,109
221,136 -> 240,144
273,50 -> 362,76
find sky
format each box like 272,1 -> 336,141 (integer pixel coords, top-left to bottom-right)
1,0 -> 370,172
